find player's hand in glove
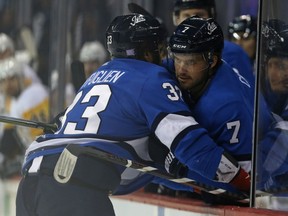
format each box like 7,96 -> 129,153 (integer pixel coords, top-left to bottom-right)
165,152 -> 187,178
216,152 -> 250,192
229,167 -> 251,192
43,109 -> 66,134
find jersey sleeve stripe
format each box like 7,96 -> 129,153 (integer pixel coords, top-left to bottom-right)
154,113 -> 198,150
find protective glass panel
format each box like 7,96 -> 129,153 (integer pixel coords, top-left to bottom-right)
254,0 -> 288,211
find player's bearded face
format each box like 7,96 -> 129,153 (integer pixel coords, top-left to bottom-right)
267,57 -> 288,94
174,53 -> 210,91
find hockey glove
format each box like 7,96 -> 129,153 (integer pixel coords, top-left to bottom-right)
148,134 -> 187,177
216,152 -> 250,192
229,167 -> 251,192
43,109 -> 65,134
165,152 -> 187,178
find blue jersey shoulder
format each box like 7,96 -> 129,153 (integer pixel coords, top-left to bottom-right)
191,62 -> 254,159
223,40 -> 254,84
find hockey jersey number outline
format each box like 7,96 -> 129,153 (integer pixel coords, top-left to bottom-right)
59,84 -> 111,134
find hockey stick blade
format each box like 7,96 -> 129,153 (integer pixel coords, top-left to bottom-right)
0,115 -> 57,131
128,3 -> 153,17
62,144 -> 250,203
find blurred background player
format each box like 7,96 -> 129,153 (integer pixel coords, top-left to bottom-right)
260,19 -> 288,181
0,32 -> 41,86
257,19 -> 288,211
0,57 -> 49,179
70,40 -> 108,93
79,40 -> 108,79
261,19 -> 288,118
228,14 -> 257,70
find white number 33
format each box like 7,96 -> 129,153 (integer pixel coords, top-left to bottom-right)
162,82 -> 182,101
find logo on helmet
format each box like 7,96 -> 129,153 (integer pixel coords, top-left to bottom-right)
107,35 -> 113,45
207,22 -> 217,35
130,15 -> 146,26
261,24 -> 270,38
173,44 -> 187,49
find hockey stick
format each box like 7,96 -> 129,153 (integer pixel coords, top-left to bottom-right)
128,3 -> 153,17
0,115 -> 57,132
0,115 -> 282,202
0,114 -> 282,203
54,144 -> 250,204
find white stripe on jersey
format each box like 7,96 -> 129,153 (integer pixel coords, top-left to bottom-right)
25,136 -> 152,163
25,137 -> 118,160
155,114 -> 198,149
275,121 -> 288,130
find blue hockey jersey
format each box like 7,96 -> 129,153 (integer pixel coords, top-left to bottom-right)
222,40 -> 255,85
153,61 -> 255,194
23,58 -> 228,195
188,61 -> 254,171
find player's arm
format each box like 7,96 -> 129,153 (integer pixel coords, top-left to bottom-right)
149,134 -> 250,192
141,73 -> 250,191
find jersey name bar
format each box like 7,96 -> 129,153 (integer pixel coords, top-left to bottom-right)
84,70 -> 126,86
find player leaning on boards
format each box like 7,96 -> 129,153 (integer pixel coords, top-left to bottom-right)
156,15 -> 254,201
16,14 -> 249,216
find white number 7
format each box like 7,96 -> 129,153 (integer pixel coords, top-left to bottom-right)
182,26 -> 190,33
226,120 -> 240,144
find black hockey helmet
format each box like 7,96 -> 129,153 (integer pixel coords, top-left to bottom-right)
228,15 -> 257,40
173,0 -> 216,18
128,3 -> 168,42
106,14 -> 163,59
262,19 -> 288,59
169,16 -> 224,56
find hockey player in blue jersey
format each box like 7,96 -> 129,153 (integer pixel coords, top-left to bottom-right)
16,14 -> 250,216
147,16 -> 254,203
145,0 -> 256,198
256,19 -> 288,192
261,19 -> 288,119
228,14 -> 257,70
169,16 -> 254,170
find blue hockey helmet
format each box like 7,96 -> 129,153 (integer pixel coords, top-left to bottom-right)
262,19 -> 288,59
169,16 -> 224,55
106,14 -> 163,59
